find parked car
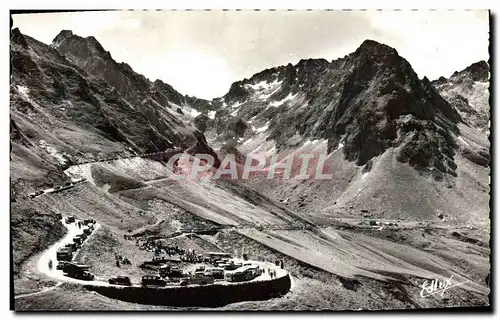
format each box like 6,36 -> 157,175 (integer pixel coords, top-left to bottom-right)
65,216 -> 75,223
224,262 -> 242,271
56,248 -> 73,261
169,266 -> 183,278
83,219 -> 96,225
141,275 -> 166,287
225,265 -> 261,282
159,265 -> 170,278
109,276 -> 132,286
180,274 -> 214,286
56,261 -> 70,270
28,190 -> 44,198
68,270 -> 94,281
60,262 -> 90,273
64,243 -> 78,252
204,268 -> 225,279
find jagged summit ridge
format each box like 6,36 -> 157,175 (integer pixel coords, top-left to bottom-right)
207,39 -> 461,177
356,39 -> 399,56
432,60 -> 490,131
52,30 -> 214,113
10,28 -> 219,168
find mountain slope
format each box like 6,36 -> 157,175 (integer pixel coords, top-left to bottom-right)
201,40 -> 489,226
10,28 -> 220,190
10,27 -> 218,273
208,40 -> 461,172
11,29 -> 490,310
432,61 -> 490,132
53,30 -> 215,119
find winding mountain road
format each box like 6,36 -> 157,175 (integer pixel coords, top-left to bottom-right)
15,216 -> 288,301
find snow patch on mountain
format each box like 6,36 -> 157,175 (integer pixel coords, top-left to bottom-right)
188,107 -> 201,117
245,80 -> 269,90
259,85 -> 282,101
17,85 -> 29,98
270,92 -> 298,107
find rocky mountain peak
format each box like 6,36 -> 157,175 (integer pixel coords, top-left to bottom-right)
432,60 -> 490,132
296,58 -> 330,69
356,39 -> 399,57
208,39 -> 462,176
52,30 -> 109,58
52,29 -> 72,44
453,60 -> 489,82
11,27 -> 28,47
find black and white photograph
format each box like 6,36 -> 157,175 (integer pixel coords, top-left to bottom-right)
9,8 -> 492,312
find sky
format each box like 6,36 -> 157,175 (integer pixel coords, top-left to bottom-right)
13,10 -> 489,100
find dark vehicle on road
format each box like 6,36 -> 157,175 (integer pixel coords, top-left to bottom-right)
64,243 -> 78,252
60,262 -> 90,273
180,274 -> 215,286
109,276 -> 132,286
28,190 -> 44,198
159,265 -> 183,278
83,219 -> 96,225
73,237 -> 83,245
54,183 -> 74,192
224,265 -> 261,282
67,270 -> 94,281
224,262 -> 242,271
205,268 -> 225,279
56,248 -> 73,261
141,275 -> 166,287
159,264 -> 170,278
169,267 -> 183,278
56,261 -> 70,270
65,216 -> 75,223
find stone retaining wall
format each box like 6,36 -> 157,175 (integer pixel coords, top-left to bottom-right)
85,273 -> 291,307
